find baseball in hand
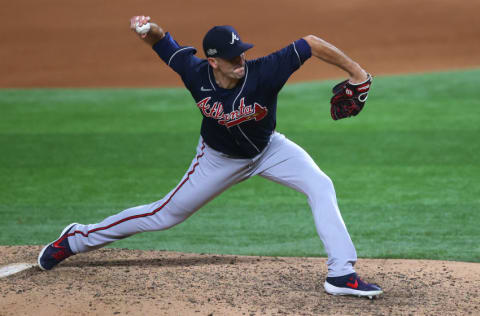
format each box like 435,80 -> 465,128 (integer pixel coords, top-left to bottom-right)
135,22 -> 151,35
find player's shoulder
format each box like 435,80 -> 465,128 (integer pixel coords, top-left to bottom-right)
177,54 -> 208,75
245,58 -> 266,76
250,41 -> 297,61
246,45 -> 291,69
181,58 -> 212,90
254,39 -> 311,67
192,57 -> 208,70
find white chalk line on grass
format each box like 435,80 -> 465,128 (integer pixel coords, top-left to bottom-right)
0,263 -> 37,278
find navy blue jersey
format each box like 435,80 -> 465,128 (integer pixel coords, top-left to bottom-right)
153,33 -> 312,158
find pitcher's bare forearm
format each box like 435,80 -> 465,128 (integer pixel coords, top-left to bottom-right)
303,35 -> 367,83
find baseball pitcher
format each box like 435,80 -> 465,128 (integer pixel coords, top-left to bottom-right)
38,15 -> 382,299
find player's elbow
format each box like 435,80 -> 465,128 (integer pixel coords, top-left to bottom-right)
303,35 -> 317,46
303,35 -> 324,47
303,35 -> 330,58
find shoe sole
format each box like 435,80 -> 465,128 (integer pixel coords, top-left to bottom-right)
37,223 -> 78,271
324,281 -> 383,299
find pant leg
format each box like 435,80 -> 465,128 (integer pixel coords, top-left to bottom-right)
253,132 -> 357,277
68,138 -> 251,254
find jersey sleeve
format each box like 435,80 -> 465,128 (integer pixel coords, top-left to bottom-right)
256,38 -> 312,92
152,32 -> 202,83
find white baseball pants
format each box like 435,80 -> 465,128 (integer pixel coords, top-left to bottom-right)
67,132 -> 357,277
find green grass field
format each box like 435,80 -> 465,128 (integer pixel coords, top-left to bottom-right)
1,69 -> 479,262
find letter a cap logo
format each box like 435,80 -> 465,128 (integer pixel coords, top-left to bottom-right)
230,32 -> 240,44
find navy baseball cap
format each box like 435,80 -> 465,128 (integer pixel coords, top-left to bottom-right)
203,25 -> 253,59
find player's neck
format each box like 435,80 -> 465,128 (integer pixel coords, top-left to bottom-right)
212,68 -> 240,89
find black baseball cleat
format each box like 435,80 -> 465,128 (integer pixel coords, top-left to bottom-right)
38,223 -> 78,270
324,272 -> 383,299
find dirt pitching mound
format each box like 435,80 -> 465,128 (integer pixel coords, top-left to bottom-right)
1,246 -> 479,316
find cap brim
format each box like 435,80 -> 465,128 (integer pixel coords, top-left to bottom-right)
219,42 -> 254,59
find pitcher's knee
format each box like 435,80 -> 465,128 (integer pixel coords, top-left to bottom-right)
305,172 -> 336,198
153,199 -> 198,229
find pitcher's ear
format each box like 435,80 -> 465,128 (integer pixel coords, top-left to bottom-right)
207,57 -> 218,69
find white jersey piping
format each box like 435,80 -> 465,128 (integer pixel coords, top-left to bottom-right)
238,125 -> 260,152
292,42 -> 301,66
168,47 -> 195,66
207,64 -> 216,91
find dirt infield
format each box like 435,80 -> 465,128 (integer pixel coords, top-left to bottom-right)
1,0 -> 480,315
1,0 -> 480,87
1,246 -> 479,316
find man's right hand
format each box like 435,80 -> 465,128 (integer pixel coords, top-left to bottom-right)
130,16 -> 165,45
